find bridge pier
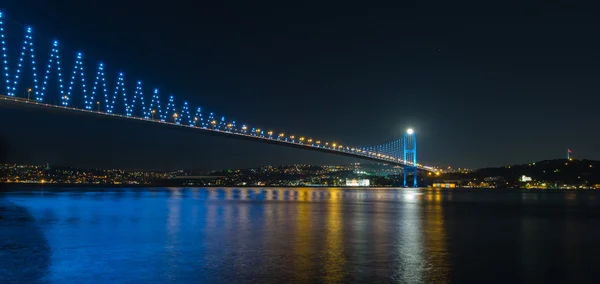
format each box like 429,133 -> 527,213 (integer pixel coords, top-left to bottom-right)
403,166 -> 417,187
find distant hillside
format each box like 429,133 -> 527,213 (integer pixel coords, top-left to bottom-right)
441,159 -> 600,185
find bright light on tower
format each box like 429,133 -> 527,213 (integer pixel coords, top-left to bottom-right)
407,128 -> 414,135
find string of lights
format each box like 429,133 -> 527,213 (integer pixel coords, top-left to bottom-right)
0,12 -> 9,95
208,112 -> 215,129
40,40 -> 65,102
10,26 -> 39,98
194,107 -> 203,127
181,101 -> 191,126
219,116 -> 226,130
92,63 -> 109,112
150,88 -> 163,121
112,72 -> 129,116
165,95 -> 175,122
133,81 -> 147,118
67,52 -> 88,108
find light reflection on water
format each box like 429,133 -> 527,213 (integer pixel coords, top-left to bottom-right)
2,187 -> 600,283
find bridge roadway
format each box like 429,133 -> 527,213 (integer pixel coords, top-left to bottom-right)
0,94 -> 434,171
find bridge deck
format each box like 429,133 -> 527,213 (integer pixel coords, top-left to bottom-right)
1,95 -> 433,171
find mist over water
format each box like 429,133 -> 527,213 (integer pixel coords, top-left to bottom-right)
2,187 -> 600,283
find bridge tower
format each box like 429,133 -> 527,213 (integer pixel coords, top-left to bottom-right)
403,128 -> 417,187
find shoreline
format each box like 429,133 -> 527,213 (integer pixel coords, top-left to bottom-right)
1,184 -> 599,193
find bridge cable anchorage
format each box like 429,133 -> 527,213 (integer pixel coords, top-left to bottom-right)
0,10 -> 435,173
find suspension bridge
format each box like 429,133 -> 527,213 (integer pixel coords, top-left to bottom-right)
0,11 -> 435,186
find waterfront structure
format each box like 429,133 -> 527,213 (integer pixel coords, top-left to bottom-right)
345,179 -> 370,186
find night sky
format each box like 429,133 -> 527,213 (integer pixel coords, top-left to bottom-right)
1,1 -> 599,171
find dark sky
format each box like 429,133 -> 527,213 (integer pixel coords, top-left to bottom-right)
1,1 -> 599,170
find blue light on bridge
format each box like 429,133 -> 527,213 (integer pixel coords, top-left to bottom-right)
11,26 -> 39,98
67,52 -> 88,108
113,72 -> 129,116
209,112 -> 215,129
150,88 -> 163,121
219,116 -> 226,130
134,81 -> 147,118
182,101 -> 191,126
194,107 -> 203,127
93,63 -> 109,112
40,40 -> 65,102
165,95 -> 175,122
0,12 -> 9,95
403,128 -> 418,187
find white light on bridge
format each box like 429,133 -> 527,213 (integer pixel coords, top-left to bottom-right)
407,128 -> 414,135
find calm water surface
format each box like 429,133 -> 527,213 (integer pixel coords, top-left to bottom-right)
2,187 -> 600,283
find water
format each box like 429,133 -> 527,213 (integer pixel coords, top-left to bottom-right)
2,187 -> 600,283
